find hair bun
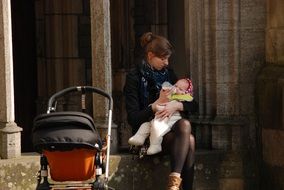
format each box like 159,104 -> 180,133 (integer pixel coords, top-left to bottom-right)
140,32 -> 154,48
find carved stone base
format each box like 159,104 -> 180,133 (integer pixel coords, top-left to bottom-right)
0,122 -> 22,159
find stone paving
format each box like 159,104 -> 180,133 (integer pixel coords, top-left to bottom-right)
0,150 -> 226,190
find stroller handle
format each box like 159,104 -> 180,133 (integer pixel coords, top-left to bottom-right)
47,86 -> 113,113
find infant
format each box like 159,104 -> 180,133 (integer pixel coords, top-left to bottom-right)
128,78 -> 193,155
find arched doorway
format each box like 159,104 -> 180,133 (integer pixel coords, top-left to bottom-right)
11,0 -> 37,152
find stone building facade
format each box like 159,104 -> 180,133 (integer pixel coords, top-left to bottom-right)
257,1 -> 284,189
0,0 -> 283,189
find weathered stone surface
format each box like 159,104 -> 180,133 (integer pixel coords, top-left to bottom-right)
257,65 -> 284,130
45,0 -> 83,14
212,125 -> 231,150
239,83 -> 255,115
45,15 -> 79,58
184,2 -> 265,162
35,0 -> 44,19
0,122 -> 22,159
219,178 -> 244,190
239,30 -> 265,82
0,151 -> 231,190
266,0 -> 284,64
261,163 -> 284,190
90,0 -> 112,120
0,153 -> 40,189
256,64 -> 284,189
240,0 -> 266,29
266,29 -> 284,64
262,128 -> 284,167
0,0 -> 14,122
0,0 -> 22,159
216,83 -> 240,115
267,0 -> 284,28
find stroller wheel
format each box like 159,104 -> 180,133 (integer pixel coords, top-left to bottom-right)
95,153 -> 106,173
36,183 -> 50,190
92,181 -> 107,190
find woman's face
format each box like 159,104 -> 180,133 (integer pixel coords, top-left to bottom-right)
147,52 -> 170,70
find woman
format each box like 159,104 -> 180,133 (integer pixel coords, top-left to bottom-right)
124,32 -> 198,190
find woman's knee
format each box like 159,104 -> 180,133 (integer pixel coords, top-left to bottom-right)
174,119 -> 192,134
189,134 -> 195,151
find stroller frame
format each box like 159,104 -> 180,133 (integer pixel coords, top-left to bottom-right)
34,86 -> 113,190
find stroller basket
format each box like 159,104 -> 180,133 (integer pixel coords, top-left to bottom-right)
32,86 -> 113,189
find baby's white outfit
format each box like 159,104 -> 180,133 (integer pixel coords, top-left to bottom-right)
128,81 -> 193,155
128,104 -> 181,155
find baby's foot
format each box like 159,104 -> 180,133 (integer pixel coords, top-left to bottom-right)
128,135 -> 147,146
147,144 -> 162,155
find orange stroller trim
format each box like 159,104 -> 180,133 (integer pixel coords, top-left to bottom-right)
43,149 -> 96,181
32,86 -> 113,190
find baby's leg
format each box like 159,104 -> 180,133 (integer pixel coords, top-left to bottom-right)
128,122 -> 150,146
147,112 -> 182,155
147,118 -> 171,155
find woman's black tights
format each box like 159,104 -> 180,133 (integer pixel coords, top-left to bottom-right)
162,119 -> 195,190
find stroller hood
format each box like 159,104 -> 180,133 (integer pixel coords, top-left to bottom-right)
32,111 -> 102,152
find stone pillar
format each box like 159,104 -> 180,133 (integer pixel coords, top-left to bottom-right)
185,0 -> 265,188
185,0 -> 265,149
90,0 -> 117,153
0,0 -> 22,159
258,1 -> 284,189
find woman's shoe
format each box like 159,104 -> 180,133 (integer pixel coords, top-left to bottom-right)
167,174 -> 182,190
128,122 -> 150,146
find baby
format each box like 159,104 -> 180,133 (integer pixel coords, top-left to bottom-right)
128,78 -> 194,155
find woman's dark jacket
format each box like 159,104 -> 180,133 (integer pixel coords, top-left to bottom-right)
123,62 -> 198,133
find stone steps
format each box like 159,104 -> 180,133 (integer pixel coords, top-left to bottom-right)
0,150 -> 224,190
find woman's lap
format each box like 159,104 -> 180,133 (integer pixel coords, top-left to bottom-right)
161,118 -> 195,154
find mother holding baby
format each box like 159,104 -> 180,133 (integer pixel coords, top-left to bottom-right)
123,32 -> 198,190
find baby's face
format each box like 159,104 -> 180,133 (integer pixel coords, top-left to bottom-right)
174,79 -> 189,94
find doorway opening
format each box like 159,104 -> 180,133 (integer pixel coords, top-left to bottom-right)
11,0 -> 38,152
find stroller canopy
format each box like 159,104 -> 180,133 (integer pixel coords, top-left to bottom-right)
33,111 -> 102,152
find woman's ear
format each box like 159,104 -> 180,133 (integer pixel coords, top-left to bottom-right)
147,52 -> 155,60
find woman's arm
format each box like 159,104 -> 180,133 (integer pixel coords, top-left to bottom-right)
123,71 -> 154,131
155,98 -> 198,120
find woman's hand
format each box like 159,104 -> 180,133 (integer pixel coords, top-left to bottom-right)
151,88 -> 172,112
155,100 -> 183,120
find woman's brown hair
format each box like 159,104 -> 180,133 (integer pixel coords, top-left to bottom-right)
140,32 -> 173,58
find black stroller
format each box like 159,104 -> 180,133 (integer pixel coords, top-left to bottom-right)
32,86 -> 113,190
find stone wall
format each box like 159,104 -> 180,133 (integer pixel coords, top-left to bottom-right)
0,0 -> 22,159
185,0 -> 265,148
35,0 -> 92,114
184,0 -> 266,189
0,151 -> 224,190
257,66 -> 284,190
266,0 -> 284,64
257,0 -> 284,189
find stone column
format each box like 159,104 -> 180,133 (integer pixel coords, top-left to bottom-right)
185,0 -> 265,149
90,0 -> 117,153
0,0 -> 22,159
185,0 -> 265,188
258,1 -> 284,189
